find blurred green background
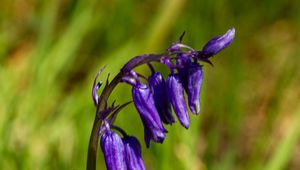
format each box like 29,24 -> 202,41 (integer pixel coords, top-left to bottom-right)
1,0 -> 300,169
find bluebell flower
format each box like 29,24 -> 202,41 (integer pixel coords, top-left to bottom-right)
88,28 -> 235,170
123,136 -> 145,170
132,83 -> 166,147
201,28 -> 235,58
186,62 -> 203,114
166,73 -> 190,129
100,121 -> 127,170
176,53 -> 192,90
148,72 -> 175,125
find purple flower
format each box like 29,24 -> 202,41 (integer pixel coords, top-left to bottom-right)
92,67 -> 106,107
148,72 -> 175,125
132,83 -> 166,147
100,122 -> 127,170
166,73 -> 190,129
201,28 -> 235,58
186,62 -> 203,114
87,28 -> 236,170
92,72 -> 101,106
176,53 -> 192,89
123,136 -> 145,170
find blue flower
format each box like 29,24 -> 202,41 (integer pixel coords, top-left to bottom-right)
100,121 -> 127,170
89,27 -> 235,170
186,62 -> 203,114
123,136 -> 145,170
132,83 -> 166,147
201,28 -> 235,58
166,73 -> 190,129
148,72 -> 175,125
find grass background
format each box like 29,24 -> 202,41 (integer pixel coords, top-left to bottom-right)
1,0 -> 300,169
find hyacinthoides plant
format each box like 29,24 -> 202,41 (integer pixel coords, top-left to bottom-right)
87,28 -> 235,170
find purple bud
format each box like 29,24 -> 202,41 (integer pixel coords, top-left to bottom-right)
148,72 -> 175,125
176,53 -> 192,89
132,83 -> 166,147
123,136 -> 145,170
201,28 -> 235,57
100,128 -> 127,170
92,67 -> 106,106
166,73 -> 190,129
186,63 -> 203,114
92,73 -> 101,106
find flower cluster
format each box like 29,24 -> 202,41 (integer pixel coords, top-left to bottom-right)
89,28 -> 235,170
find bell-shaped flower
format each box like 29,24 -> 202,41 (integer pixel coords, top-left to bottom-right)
166,73 -> 190,129
148,72 -> 175,125
186,62 -> 203,114
132,83 -> 166,147
176,53 -> 192,90
122,136 -> 145,170
201,28 -> 235,58
100,121 -> 127,170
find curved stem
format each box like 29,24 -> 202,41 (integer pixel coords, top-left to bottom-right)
111,125 -> 128,137
86,53 -> 170,170
87,72 -> 123,170
147,63 -> 155,73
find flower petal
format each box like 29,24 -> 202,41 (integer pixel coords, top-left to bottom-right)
100,130 -> 127,170
132,83 -> 166,147
148,72 -> 175,125
123,136 -> 145,170
166,74 -> 190,129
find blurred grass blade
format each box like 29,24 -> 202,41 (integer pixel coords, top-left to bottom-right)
265,104 -> 300,170
144,0 -> 186,51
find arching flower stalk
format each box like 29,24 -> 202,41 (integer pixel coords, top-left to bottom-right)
87,28 -> 235,170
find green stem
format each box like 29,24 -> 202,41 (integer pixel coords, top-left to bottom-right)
86,53 -> 168,170
87,72 -> 123,170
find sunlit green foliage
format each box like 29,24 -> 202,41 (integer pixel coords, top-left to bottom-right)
1,0 -> 300,169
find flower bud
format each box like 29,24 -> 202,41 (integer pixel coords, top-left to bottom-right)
92,73 -> 102,106
166,73 -> 190,129
132,83 -> 166,147
187,63 -> 203,114
148,72 -> 175,125
201,28 -> 235,58
100,128 -> 127,170
123,136 -> 145,170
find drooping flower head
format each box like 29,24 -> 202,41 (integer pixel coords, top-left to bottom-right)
89,28 -> 236,170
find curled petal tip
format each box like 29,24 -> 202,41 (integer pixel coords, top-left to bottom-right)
190,105 -> 200,115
